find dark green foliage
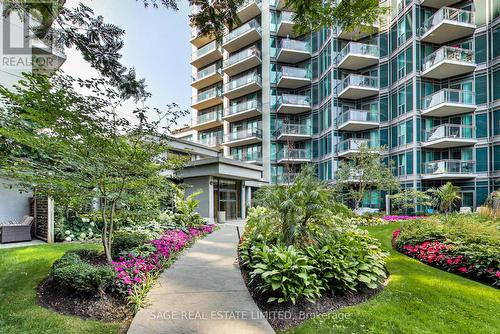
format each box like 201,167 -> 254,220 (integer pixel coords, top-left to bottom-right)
51,250 -> 114,295
111,231 -> 150,258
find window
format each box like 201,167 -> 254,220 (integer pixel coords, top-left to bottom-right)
398,154 -> 406,176
398,88 -> 406,115
475,75 -> 487,104
476,147 -> 488,172
475,34 -> 487,63
476,113 -> 488,138
398,123 -> 406,146
397,52 -> 405,79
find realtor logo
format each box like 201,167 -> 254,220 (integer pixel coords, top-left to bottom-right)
1,0 -> 64,72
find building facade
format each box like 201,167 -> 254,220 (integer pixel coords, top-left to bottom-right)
188,0 -> 500,210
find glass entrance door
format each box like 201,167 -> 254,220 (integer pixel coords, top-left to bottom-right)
213,179 -> 241,220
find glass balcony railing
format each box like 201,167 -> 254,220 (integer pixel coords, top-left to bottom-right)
423,124 -> 475,142
279,38 -> 310,52
192,63 -> 221,82
423,160 -> 475,175
420,7 -> 474,36
422,46 -> 474,72
278,66 -> 310,81
193,107 -> 223,125
192,86 -> 222,104
276,123 -> 312,137
229,152 -> 262,162
277,148 -> 311,161
337,42 -> 378,62
191,40 -> 220,60
336,138 -> 378,154
223,19 -> 261,44
225,129 -> 262,142
277,94 -> 311,107
224,73 -> 261,92
336,109 -> 379,126
275,173 -> 300,184
224,46 -> 261,68
279,11 -> 295,23
421,89 -> 475,111
225,99 -> 261,117
340,74 -> 378,91
198,136 -> 223,147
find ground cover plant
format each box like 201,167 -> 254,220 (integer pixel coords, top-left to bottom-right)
393,214 -> 500,287
285,222 -> 500,334
238,166 -> 388,329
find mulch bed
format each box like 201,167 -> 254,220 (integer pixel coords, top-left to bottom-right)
37,276 -> 133,323
238,249 -> 386,332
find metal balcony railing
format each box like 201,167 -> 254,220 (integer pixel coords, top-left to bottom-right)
192,63 -> 221,82
279,38 -> 310,52
422,46 -> 474,72
420,7 -> 474,36
423,124 -> 475,142
340,74 -> 379,90
191,40 -> 220,60
277,148 -> 311,161
336,138 -> 378,154
336,109 -> 379,127
277,94 -> 311,107
229,152 -> 262,162
193,106 -> 223,125
192,86 -> 222,104
198,136 -> 223,147
278,66 -> 310,81
337,42 -> 378,63
276,123 -> 312,137
421,88 -> 475,111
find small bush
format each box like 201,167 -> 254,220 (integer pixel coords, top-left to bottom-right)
51,250 -> 114,295
112,231 -> 150,258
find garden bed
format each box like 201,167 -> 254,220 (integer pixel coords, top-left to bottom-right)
392,214 -> 500,287
238,249 -> 386,332
37,225 -> 217,321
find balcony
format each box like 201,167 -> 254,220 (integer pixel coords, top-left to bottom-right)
276,39 -> 311,63
337,22 -> 379,41
277,66 -> 311,89
276,124 -> 312,141
190,41 -> 222,69
191,107 -> 223,131
421,89 -> 476,117
277,11 -> 296,37
337,42 -> 378,70
277,148 -> 311,164
223,46 -> 261,76
422,124 -> 476,149
224,129 -> 262,147
276,94 -> 311,114
198,136 -> 223,148
422,160 -> 476,180
222,19 -> 262,53
336,138 -> 378,158
336,110 -> 379,131
190,28 -> 216,48
275,173 -> 299,185
420,7 -> 475,44
223,73 -> 262,99
229,152 -> 262,164
276,0 -> 294,11
223,100 -> 262,122
31,32 -> 67,71
191,64 -> 223,89
236,0 -> 261,23
337,74 -> 379,99
421,46 -> 475,79
191,86 -> 223,110
420,0 -> 464,8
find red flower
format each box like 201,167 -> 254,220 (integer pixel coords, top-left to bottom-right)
458,267 -> 467,273
496,271 -> 500,278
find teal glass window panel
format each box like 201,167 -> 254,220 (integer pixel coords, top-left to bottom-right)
494,109 -> 500,136
405,46 -> 413,75
380,96 -> 388,122
380,128 -> 388,147
475,75 -> 487,104
494,69 -> 500,101
477,187 -> 489,207
406,119 -> 413,144
476,113 -> 487,138
475,34 -> 487,63
406,83 -> 413,112
476,147 -> 488,172
495,145 -> 500,171
380,32 -> 388,57
406,151 -> 413,175
380,63 -> 388,88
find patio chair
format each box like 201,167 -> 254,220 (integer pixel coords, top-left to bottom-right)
0,215 -> 35,243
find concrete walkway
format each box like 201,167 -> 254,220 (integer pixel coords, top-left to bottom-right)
128,222 -> 275,334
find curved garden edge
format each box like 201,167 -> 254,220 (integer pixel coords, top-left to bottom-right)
36,225 -> 219,323
237,247 -> 388,332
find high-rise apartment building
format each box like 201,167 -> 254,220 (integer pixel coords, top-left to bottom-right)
188,0 -> 500,210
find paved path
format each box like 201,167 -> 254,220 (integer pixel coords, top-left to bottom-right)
128,222 -> 275,334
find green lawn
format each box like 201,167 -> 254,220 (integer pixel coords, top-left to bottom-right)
285,223 -> 500,334
0,243 -> 121,334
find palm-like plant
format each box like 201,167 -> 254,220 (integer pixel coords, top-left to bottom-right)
254,165 -> 334,246
429,182 -> 461,215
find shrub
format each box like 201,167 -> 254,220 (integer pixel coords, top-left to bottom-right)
111,231 -> 150,259
51,250 -> 114,295
248,243 -> 324,304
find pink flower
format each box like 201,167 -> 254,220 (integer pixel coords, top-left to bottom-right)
458,267 -> 467,273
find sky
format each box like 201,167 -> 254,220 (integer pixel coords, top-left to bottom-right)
62,0 -> 193,128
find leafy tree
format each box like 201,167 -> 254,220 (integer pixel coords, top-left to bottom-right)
429,182 -> 461,215
0,73 -> 187,262
254,165 -> 334,246
335,144 -> 399,210
389,188 -> 432,215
